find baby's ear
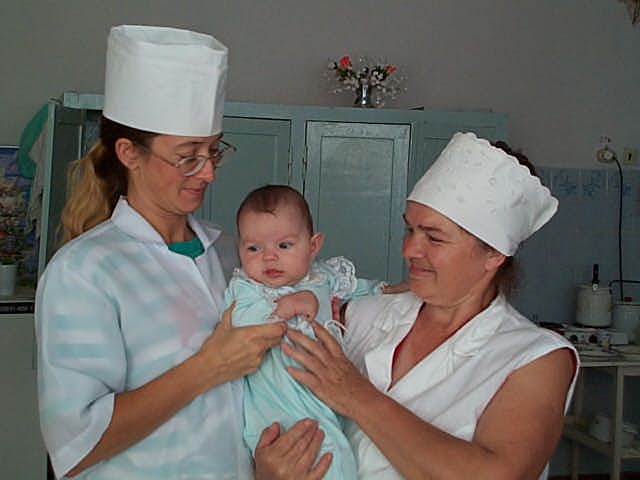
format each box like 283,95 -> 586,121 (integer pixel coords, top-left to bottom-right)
310,232 -> 324,258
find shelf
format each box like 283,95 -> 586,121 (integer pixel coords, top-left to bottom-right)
564,417 -> 640,460
0,286 -> 35,315
579,356 -> 640,371
0,285 -> 35,300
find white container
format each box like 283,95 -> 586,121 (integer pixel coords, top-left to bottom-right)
589,414 -> 638,447
0,264 -> 17,297
576,284 -> 612,327
612,301 -> 640,344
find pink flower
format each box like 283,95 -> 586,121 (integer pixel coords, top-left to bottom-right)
339,56 -> 351,69
386,65 -> 397,74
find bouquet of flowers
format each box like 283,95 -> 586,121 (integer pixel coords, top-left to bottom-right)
0,178 -> 28,265
327,55 -> 406,107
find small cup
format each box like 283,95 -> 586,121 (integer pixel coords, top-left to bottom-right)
0,264 -> 17,297
589,414 -> 637,447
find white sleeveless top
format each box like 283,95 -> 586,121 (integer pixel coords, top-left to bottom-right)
343,292 -> 578,480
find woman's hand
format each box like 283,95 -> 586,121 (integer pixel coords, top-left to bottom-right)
254,419 -> 332,480
195,303 -> 286,388
281,320 -> 376,418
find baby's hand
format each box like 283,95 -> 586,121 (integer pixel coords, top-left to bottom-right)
274,290 -> 319,322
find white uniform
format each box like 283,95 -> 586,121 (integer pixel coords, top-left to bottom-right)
343,292 -> 579,480
36,198 -> 251,479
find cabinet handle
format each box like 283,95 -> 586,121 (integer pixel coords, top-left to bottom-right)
301,145 -> 309,186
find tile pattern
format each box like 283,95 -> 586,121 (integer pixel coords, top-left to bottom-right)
512,166 -> 640,326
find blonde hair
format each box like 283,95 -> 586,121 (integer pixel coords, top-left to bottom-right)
59,116 -> 156,245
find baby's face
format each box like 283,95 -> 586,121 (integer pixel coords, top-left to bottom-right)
238,204 -> 322,288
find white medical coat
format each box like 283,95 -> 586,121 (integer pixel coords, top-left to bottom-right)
36,198 -> 250,479
343,292 -> 579,480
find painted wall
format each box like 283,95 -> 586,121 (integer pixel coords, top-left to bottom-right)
2,0 -> 639,167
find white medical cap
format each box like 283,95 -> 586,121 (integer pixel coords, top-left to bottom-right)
103,25 -> 228,136
407,132 -> 558,256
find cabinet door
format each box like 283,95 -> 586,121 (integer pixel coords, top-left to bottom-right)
305,122 -> 410,283
0,315 -> 46,478
196,117 -> 291,236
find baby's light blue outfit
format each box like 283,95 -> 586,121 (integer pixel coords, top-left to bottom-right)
224,257 -> 384,480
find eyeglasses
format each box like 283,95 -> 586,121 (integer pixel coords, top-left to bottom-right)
137,140 -> 237,177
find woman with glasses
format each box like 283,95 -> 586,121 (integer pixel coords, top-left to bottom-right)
35,25 -> 321,479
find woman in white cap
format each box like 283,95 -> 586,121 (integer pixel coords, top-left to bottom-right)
275,132 -> 579,479
35,25 -> 328,479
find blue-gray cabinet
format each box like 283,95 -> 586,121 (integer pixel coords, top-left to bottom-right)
38,94 -> 507,285
305,121 -> 410,282
198,116 -> 292,238
24,94 -> 505,476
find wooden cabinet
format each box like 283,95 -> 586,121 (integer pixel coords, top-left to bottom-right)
28,95 -> 506,476
39,94 -> 507,283
0,313 -> 47,478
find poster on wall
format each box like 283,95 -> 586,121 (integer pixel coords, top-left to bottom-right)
0,146 -> 37,289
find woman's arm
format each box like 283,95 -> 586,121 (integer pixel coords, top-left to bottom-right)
67,306 -> 285,476
282,320 -> 575,480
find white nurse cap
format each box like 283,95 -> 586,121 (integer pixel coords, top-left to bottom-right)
407,132 -> 558,256
103,25 -> 228,136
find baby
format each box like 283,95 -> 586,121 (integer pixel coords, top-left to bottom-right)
224,185 -> 387,479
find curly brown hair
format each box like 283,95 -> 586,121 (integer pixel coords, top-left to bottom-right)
485,140 -> 539,298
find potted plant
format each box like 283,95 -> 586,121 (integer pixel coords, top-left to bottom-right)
0,178 -> 28,296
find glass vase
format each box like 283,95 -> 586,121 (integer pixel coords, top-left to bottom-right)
354,82 -> 375,108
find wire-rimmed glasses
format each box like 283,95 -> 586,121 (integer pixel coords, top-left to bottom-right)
137,140 -> 237,177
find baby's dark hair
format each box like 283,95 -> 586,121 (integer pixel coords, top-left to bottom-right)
237,185 -> 314,234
